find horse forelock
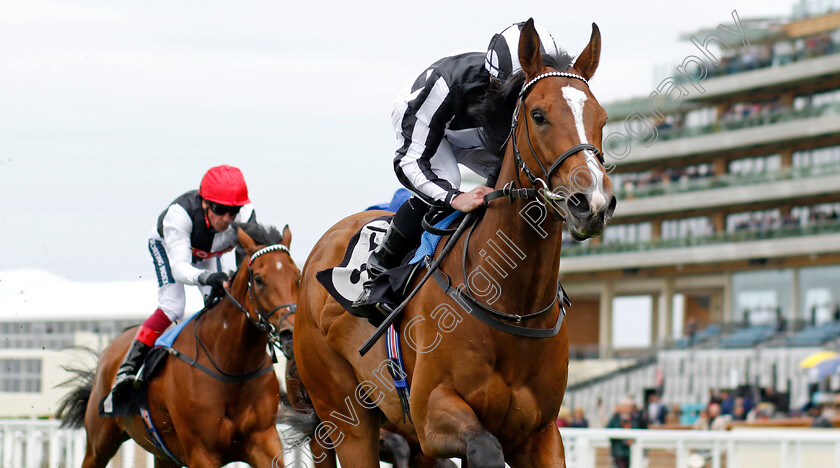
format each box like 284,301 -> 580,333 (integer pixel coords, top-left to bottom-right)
234,221 -> 283,247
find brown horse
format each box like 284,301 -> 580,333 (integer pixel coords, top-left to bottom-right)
292,20 -> 613,468
58,223 -> 300,468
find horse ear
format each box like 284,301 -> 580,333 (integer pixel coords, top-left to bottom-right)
518,18 -> 545,79
237,227 -> 258,255
572,23 -> 601,81
281,224 -> 292,248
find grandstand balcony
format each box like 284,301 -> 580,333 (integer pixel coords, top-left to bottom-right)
560,219 -> 840,273
613,162 -> 840,218
607,102 -> 840,166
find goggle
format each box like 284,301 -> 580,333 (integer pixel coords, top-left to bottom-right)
207,201 -> 241,217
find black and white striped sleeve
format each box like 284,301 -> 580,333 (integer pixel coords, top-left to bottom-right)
393,69 -> 461,206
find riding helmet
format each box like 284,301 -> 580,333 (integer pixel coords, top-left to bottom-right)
199,165 -> 251,206
485,21 -> 559,80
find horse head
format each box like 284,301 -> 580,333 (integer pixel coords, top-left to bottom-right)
235,224 -> 300,354
514,19 -> 615,240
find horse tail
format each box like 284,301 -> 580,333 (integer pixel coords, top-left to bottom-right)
277,405 -> 321,448
55,349 -> 98,429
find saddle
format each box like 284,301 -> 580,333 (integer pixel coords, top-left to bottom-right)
316,213 -> 462,326
99,313 -> 202,418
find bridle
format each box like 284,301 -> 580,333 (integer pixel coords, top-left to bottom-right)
224,244 -> 297,353
502,70 -> 605,219
181,243 -> 297,381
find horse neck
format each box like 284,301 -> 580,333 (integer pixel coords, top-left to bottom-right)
461,147 -> 564,312
197,274 -> 269,373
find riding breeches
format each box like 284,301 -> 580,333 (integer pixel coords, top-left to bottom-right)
148,238 -> 222,322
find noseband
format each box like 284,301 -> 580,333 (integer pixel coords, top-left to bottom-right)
225,244 -> 297,347
506,71 -> 605,209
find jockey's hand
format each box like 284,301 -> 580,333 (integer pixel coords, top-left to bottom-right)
199,271 -> 230,297
450,186 -> 495,212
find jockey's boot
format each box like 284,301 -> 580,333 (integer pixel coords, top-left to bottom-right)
352,223 -> 413,319
110,339 -> 151,394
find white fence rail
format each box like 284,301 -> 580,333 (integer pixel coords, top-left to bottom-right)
3,420 -> 840,468
562,428 -> 840,468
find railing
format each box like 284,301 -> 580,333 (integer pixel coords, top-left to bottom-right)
0,419 -> 306,468
605,102 -> 840,152
8,420 -> 840,468
563,219 -> 840,257
614,162 -> 840,200
561,427 -> 840,468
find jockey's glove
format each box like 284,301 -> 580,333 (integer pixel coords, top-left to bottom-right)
199,271 -> 229,296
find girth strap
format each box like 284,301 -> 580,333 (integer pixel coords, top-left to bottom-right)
165,347 -> 275,383
430,267 -> 568,338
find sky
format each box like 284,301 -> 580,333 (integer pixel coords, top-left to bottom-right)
0,0 -> 797,282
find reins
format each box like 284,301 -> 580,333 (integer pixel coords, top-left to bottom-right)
174,243 -> 297,382
359,70 -> 597,355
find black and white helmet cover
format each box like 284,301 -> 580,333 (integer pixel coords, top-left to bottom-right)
485,21 -> 559,80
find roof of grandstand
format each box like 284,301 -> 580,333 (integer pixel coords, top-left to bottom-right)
0,269 -> 205,322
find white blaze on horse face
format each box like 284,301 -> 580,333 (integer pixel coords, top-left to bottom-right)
561,86 -> 607,214
276,262 -> 283,270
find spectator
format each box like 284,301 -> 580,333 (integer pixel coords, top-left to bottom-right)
631,399 -> 649,429
595,397 -> 609,428
707,389 -> 722,410
708,402 -> 732,430
810,404 -> 834,428
570,407 -> 589,428
740,392 -> 755,415
693,408 -> 710,430
720,390 -> 735,416
665,404 -> 682,425
555,407 -> 572,428
607,397 -> 640,468
686,317 -> 698,345
647,393 -> 667,425
732,400 -> 747,421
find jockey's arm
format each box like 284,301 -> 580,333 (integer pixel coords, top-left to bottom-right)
394,69 -> 461,207
161,205 -> 205,286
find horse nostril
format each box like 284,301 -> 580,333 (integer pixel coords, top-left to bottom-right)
606,196 -> 617,217
567,192 -> 591,218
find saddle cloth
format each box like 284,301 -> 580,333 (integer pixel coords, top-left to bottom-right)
315,212 -> 461,323
99,311 -> 201,418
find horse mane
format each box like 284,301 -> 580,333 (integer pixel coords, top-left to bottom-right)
471,51 -> 574,157
233,221 -> 284,247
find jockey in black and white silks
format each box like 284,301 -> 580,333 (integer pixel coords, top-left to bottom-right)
353,22 -> 560,318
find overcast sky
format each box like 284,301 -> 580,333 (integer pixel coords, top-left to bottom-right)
1,0 -> 796,282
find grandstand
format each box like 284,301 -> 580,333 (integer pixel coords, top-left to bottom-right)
0,269 -> 205,417
560,0 -> 840,428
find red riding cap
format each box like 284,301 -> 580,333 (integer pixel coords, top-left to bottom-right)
199,165 -> 250,206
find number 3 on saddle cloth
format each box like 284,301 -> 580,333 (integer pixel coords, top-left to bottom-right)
316,212 -> 462,327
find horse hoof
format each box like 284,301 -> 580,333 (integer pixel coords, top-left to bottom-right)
466,433 -> 504,468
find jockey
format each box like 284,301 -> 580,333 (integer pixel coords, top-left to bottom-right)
353,22 -> 559,318
109,165 -> 256,395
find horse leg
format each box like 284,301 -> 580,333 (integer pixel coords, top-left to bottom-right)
80,411 -> 128,468
243,428 -> 286,468
311,440 -> 337,468
508,423 -> 566,468
417,385 -> 504,468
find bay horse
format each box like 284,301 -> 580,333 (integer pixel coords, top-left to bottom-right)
292,20 -> 613,467
58,223 -> 300,468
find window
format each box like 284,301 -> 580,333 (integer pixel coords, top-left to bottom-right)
661,217 -> 713,240
603,222 -> 652,245
0,359 -> 41,393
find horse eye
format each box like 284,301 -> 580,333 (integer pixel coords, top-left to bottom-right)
254,274 -> 264,286
531,110 -> 547,125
